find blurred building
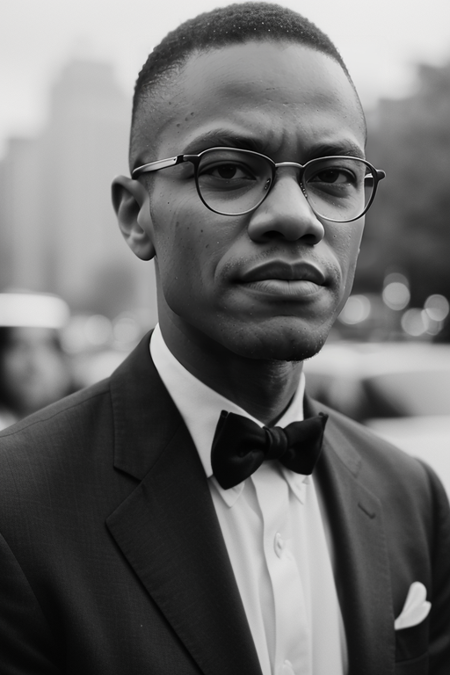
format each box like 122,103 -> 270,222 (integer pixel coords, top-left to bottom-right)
0,58 -> 157,323
357,59 -> 450,309
0,136 -> 43,290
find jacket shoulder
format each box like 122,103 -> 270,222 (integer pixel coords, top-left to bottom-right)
0,379 -> 113,482
317,400 -> 447,509
0,377 -> 110,438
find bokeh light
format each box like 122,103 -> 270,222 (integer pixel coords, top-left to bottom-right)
113,313 -> 142,349
401,309 -> 429,337
424,294 -> 449,322
339,295 -> 372,325
84,315 -> 113,347
382,273 -> 410,311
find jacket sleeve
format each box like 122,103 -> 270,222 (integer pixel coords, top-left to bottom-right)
0,531 -> 62,674
425,463 -> 450,673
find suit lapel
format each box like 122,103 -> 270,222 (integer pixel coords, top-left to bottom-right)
311,399 -> 396,675
106,335 -> 262,675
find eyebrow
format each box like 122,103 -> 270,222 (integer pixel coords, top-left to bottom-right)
182,131 -> 365,161
182,130 -> 261,154
303,141 -> 366,161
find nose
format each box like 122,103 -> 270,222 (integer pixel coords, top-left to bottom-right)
247,173 -> 325,244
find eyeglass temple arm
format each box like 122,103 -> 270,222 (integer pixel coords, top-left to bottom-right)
132,155 -> 187,178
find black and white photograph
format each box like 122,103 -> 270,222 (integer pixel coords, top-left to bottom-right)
0,1 -> 449,673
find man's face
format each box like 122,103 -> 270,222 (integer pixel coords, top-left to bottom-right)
140,42 -> 366,362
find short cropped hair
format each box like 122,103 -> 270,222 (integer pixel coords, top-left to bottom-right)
130,2 -> 356,168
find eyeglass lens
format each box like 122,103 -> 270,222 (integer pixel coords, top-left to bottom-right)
196,149 -> 375,220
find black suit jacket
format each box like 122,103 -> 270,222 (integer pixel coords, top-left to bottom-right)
0,334 -> 449,674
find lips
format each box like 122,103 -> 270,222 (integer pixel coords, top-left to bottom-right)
235,259 -> 328,300
239,260 -> 326,285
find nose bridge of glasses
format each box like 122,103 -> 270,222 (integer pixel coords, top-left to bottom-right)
271,160 -> 308,191
264,163 -> 319,221
273,160 -> 305,174
269,161 -> 309,200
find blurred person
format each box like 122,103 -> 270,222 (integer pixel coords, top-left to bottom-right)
0,293 -> 73,429
0,4 -> 449,675
0,326 -> 73,429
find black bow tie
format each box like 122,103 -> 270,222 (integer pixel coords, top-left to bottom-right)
211,409 -> 328,489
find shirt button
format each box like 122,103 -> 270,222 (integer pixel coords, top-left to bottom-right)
278,660 -> 295,675
274,532 -> 285,557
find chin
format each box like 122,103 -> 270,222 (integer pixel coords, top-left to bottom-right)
225,321 -> 331,363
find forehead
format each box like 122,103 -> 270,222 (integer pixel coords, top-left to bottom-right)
143,42 -> 366,160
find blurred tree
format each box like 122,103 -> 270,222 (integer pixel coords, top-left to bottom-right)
356,59 -> 450,308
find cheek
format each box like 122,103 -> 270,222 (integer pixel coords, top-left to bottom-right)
151,181 -> 245,295
150,194 -> 220,308
330,223 -> 363,275
326,223 -> 364,307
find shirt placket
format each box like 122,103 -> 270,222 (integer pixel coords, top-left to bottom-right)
252,465 -> 312,675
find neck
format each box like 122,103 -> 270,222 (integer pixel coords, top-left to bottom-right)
159,323 -> 303,426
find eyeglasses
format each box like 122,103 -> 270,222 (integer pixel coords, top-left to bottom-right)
132,147 -> 385,222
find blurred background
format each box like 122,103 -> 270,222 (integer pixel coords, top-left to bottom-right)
1,0 -> 449,491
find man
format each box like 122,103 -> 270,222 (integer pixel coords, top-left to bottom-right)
0,292 -> 73,430
0,3 -> 449,674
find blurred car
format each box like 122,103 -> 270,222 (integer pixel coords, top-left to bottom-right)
304,341 -> 450,495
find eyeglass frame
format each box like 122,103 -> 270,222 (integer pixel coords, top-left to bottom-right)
132,147 -> 386,223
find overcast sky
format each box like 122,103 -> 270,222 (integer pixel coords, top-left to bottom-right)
1,0 -> 450,156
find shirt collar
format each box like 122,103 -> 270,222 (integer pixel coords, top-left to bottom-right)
150,324 -> 308,506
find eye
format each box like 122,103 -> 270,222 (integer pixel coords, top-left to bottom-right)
201,162 -> 255,181
310,168 -> 356,185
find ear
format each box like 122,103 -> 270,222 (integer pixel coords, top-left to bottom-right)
111,175 -> 156,261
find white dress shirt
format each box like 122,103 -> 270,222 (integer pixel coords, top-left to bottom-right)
150,325 -> 348,675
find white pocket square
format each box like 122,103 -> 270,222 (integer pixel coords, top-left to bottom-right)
394,581 -> 431,630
